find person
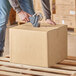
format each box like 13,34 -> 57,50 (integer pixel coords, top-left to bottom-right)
0,0 -> 41,56
41,0 -> 56,25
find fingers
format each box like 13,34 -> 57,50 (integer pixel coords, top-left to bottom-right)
23,18 -> 29,22
51,21 -> 56,25
26,16 -> 30,22
18,11 -> 31,22
50,20 -> 56,25
46,19 -> 56,25
53,21 -> 56,25
26,18 -> 30,22
24,12 -> 31,19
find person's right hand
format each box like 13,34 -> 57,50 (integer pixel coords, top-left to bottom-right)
18,10 -> 31,22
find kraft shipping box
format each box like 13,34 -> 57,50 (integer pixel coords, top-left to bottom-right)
56,0 -> 75,5
53,0 -> 76,27
9,23 -> 67,67
53,15 -> 76,27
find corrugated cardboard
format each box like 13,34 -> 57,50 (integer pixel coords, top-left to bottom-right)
9,23 -> 67,67
53,15 -> 76,27
53,0 -> 76,27
4,25 -> 17,56
4,28 -> 9,56
56,5 -> 75,15
56,0 -> 76,5
68,34 -> 76,56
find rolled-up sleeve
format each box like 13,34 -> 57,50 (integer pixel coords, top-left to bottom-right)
8,0 -> 22,13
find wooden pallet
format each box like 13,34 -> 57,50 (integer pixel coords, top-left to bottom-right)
0,56 -> 76,76
68,27 -> 76,33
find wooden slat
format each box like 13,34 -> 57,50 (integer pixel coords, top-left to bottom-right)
0,57 -> 10,62
67,56 -> 76,61
52,64 -> 76,71
22,65 -> 76,75
60,60 -> 76,66
5,55 -> 10,58
0,61 -> 23,68
0,57 -> 76,76
0,61 -> 75,76
0,66 -> 68,76
0,71 -> 30,76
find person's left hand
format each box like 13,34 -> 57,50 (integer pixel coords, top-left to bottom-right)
46,19 -> 56,25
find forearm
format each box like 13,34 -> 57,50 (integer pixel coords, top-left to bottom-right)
8,0 -> 22,13
41,0 -> 51,19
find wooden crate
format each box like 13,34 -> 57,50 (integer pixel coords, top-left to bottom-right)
0,56 -> 76,76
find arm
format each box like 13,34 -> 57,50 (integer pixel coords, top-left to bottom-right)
41,0 -> 51,19
8,0 -> 31,22
8,0 -> 22,13
41,0 -> 56,25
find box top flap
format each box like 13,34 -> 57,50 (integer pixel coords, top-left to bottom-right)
10,23 -> 67,32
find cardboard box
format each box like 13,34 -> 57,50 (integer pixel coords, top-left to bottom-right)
9,23 -> 67,67
68,34 -> 76,56
4,28 -> 9,56
56,0 -> 76,5
53,0 -> 76,28
53,15 -> 76,27
56,5 -> 76,15
4,25 -> 17,56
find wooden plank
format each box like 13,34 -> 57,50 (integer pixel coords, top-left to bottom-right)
0,57 -> 10,62
60,60 -> 76,66
0,57 -> 76,76
0,71 -> 31,76
5,55 -> 10,58
0,66 -> 68,76
0,61 -> 75,76
22,65 -> 76,75
0,61 -> 23,68
67,56 -> 76,61
52,64 -> 76,71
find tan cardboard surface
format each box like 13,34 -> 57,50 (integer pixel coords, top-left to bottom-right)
53,0 -> 76,27
53,15 -> 76,27
56,5 -> 75,15
56,0 -> 75,5
9,23 -> 67,67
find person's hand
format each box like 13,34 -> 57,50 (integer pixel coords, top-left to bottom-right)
18,10 -> 31,22
46,19 -> 56,25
